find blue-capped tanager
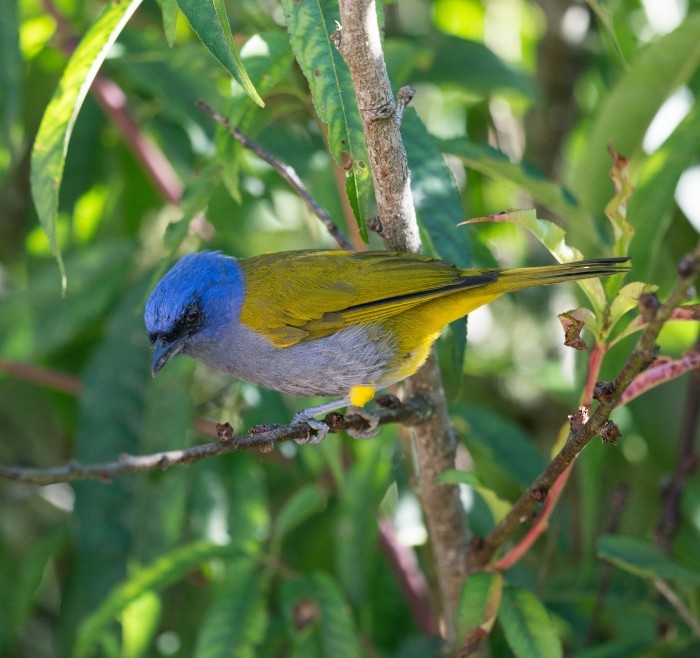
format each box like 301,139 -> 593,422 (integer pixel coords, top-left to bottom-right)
145,250 -> 628,440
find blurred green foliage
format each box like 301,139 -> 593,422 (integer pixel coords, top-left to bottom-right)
1,0 -> 700,656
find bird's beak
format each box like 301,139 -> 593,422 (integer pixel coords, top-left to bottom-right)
151,336 -> 184,377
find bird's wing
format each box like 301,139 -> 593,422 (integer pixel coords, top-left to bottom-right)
238,250 -> 496,347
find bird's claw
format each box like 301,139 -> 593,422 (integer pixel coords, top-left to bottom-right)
292,413 -> 329,445
346,407 -> 380,439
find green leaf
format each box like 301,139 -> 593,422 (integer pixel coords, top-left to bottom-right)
160,0 -> 179,48
402,109 -> 470,267
282,0 -> 371,240
220,31 -> 295,201
597,535 -> 700,586
386,35 -> 534,97
499,586 -> 563,658
571,13 -> 700,216
451,404 -> 546,486
131,358 -> 195,563
59,277 -> 152,654
271,486 -> 328,553
456,571 -> 503,642
193,560 -> 269,658
282,573 -> 362,658
122,591 -> 161,658
628,106 -> 700,279
439,138 -> 598,249
74,541 -> 243,658
586,0 -> 628,68
607,282 -> 654,335
30,0 -> 144,288
0,241 -> 132,359
175,0 -> 263,106
335,441 -> 391,605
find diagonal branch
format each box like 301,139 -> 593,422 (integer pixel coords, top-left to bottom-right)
196,100 -> 354,251
469,244 -> 700,571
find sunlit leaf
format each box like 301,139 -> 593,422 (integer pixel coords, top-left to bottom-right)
176,0 -> 263,106
571,13 -> 700,216
30,0 -> 144,288
75,541 -> 244,658
282,0 -> 371,240
628,107 -> 700,279
499,587 -> 563,658
456,572 -> 503,646
439,138 -> 598,249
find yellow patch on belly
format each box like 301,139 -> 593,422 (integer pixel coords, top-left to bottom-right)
349,385 -> 376,407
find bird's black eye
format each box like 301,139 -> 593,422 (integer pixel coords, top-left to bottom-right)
184,305 -> 201,326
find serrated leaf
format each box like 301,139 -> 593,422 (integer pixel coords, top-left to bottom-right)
461,209 -> 608,314
74,541 -> 243,658
456,571 -> 503,642
282,0 -> 371,239
604,150 -> 635,258
193,560 -> 269,658
282,573 -> 362,658
30,0 -> 144,288
571,13 -> 700,216
558,307 -> 598,350
271,486 -> 328,553
598,535 -> 700,586
176,0 -> 263,106
439,138 -> 598,249
499,587 -> 563,658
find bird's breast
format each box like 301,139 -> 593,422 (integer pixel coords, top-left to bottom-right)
190,321 -> 401,397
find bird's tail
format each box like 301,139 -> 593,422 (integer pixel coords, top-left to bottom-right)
479,257 -> 630,295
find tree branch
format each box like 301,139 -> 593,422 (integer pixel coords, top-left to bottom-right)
469,244 -> 700,570
196,100 -> 354,251
337,0 -> 468,642
0,396 -> 432,485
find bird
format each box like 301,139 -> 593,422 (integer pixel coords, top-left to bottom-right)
145,249 -> 629,442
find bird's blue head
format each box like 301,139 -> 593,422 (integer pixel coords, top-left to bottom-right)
144,251 -> 245,376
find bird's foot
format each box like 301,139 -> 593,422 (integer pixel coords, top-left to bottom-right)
291,397 -> 352,445
292,413 -> 329,445
346,407 -> 380,439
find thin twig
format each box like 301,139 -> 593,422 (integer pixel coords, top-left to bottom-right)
469,244 -> 700,570
0,396 -> 432,485
196,100 -> 354,251
653,578 -> 700,639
